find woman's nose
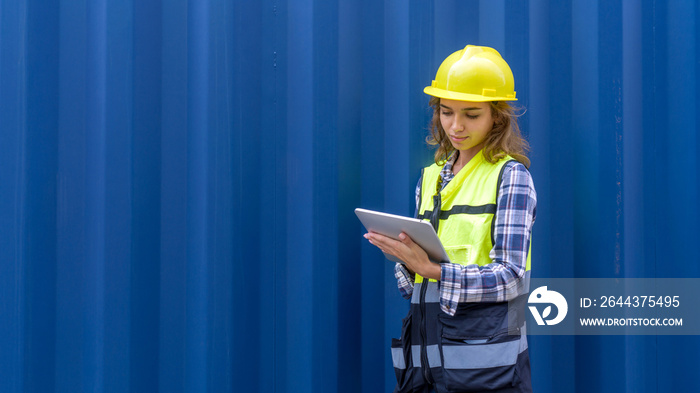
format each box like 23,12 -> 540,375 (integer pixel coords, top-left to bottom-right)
450,117 -> 464,132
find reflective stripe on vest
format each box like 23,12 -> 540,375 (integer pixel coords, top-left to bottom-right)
392,326 -> 530,370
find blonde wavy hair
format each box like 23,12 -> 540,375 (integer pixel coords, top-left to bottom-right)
427,96 -> 530,168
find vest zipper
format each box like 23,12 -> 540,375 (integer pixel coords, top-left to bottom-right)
421,193 -> 441,385
429,194 -> 441,233
419,280 -> 433,385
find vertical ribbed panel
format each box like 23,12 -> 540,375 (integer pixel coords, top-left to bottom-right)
1,1 -> 700,392
130,1 -> 161,390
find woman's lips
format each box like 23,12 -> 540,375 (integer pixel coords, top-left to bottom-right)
450,135 -> 468,142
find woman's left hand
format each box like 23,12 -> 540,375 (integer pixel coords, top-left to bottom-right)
364,231 -> 442,280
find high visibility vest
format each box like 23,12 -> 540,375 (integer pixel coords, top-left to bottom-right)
391,152 -> 532,393
416,151 -> 531,283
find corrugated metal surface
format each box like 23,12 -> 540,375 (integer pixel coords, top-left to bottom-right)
1,0 -> 698,392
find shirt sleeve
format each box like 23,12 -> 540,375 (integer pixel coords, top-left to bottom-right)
438,161 -> 537,316
393,174 -> 424,299
394,263 -> 415,299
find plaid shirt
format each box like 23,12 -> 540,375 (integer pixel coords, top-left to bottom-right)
395,153 -> 537,316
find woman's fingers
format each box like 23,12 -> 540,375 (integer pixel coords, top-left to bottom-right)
364,232 -> 437,279
365,232 -> 404,255
365,232 -> 425,265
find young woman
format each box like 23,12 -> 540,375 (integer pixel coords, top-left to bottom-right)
365,45 -> 536,392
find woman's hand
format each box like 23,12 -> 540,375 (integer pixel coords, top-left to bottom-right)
364,231 -> 441,280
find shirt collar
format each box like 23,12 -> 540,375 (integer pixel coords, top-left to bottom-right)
437,151 -> 458,192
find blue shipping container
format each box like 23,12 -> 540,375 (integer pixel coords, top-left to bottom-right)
1,0 -> 698,392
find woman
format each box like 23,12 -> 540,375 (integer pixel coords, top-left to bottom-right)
365,45 -> 536,392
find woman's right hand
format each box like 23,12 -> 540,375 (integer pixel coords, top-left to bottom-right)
364,231 -> 441,280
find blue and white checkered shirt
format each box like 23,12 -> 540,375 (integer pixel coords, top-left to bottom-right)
395,153 -> 537,316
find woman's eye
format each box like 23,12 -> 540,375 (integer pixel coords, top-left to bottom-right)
441,111 -> 452,116
466,114 -> 479,119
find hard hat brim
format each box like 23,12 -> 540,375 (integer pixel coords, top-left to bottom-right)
424,86 -> 517,102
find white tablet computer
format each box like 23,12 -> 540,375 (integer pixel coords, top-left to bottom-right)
355,208 -> 450,263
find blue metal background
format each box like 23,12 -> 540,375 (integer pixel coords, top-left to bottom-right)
1,0 -> 698,392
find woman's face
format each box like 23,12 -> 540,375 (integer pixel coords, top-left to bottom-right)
439,99 -> 494,154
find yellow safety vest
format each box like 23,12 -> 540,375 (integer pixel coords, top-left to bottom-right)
391,151 -> 533,392
415,151 -> 531,284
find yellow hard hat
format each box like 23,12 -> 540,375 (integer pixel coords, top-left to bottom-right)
424,45 -> 516,102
